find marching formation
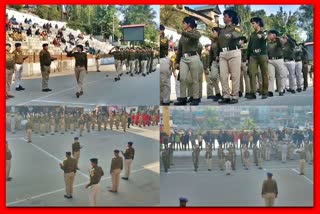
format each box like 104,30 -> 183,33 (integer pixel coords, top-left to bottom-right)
160,10 -> 312,105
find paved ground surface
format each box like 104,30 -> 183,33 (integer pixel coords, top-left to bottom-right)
169,76 -> 313,106
6,125 -> 160,207
160,150 -> 313,207
7,64 -> 159,106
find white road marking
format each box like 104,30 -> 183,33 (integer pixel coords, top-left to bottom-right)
291,168 -> 313,185
17,76 -> 108,105
19,137 -> 89,179
6,165 -> 156,206
29,100 -> 98,106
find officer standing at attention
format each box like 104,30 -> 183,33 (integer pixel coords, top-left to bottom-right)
174,16 -> 202,106
85,158 -> 104,206
205,143 -> 213,171
192,144 -> 200,171
162,145 -> 170,173
59,152 -> 77,199
6,43 -> 15,99
72,137 -> 82,164
13,42 -> 28,91
109,150 -> 123,193
299,147 -> 306,175
261,172 -> 278,207
218,10 -> 242,104
39,43 -> 57,92
246,17 -> 269,100
121,142 -> 135,180
6,141 -> 12,181
25,117 -> 33,143
160,24 -> 171,105
179,197 -> 188,207
66,45 -> 88,98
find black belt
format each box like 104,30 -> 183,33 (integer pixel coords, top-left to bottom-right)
182,52 -> 197,57
295,60 -> 302,62
221,47 -> 238,52
284,59 -> 294,62
76,65 -> 85,67
268,57 -> 282,60
16,63 -> 23,65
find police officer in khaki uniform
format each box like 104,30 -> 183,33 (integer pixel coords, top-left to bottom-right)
39,43 -> 56,92
6,141 -> 12,181
205,143 -> 212,171
59,152 -> 78,199
97,112 -> 103,131
121,142 -> 135,180
6,43 -> 15,99
95,50 -> 101,72
300,148 -> 306,175
109,150 -> 123,193
69,114 -> 75,134
140,47 -> 149,77
267,30 -> 285,96
109,46 -> 123,81
261,172 -> 278,207
217,146 -> 225,170
72,137 -> 82,164
25,118 -> 33,143
218,10 -> 242,104
66,45 -> 88,98
109,111 -> 114,130
244,147 -> 250,170
13,43 -> 28,91
174,16 -> 202,106
78,114 -> 85,136
121,112 -> 127,132
160,24 -> 171,105
115,112 -> 120,130
85,158 -> 104,206
103,112 -> 109,130
192,144 -> 200,172
60,114 -> 65,134
179,197 -> 188,207
247,17 -> 269,100
283,35 -> 297,93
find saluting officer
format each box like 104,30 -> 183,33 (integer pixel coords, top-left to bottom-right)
59,152 -> 78,199
66,45 -> 88,98
174,16 -> 202,106
85,158 -> 104,206
6,43 -> 15,99
72,137 -> 82,164
121,142 -> 135,180
247,17 -> 269,100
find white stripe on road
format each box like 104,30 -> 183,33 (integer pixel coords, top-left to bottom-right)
17,76 -> 108,105
291,168 -> 313,185
29,100 -> 98,106
7,164 -> 157,206
19,137 -> 89,179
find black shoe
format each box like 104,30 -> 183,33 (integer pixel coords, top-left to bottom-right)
239,91 -> 243,97
297,88 -> 302,92
246,93 -> 256,100
213,94 -> 222,102
303,87 -> 307,91
161,102 -> 170,106
261,95 -> 268,99
174,97 -> 187,105
106,74 -> 109,77
119,73 -> 123,76
190,99 -> 200,106
244,93 -> 250,99
300,173 -> 304,175
130,73 -> 134,77
142,73 -> 146,77
229,99 -> 238,104
6,178 -> 12,181
19,85 -> 25,90
15,87 -> 21,91
79,91 -> 83,95
291,90 -> 296,94
187,97 -> 193,103
121,177 -> 129,180
268,92 -> 273,97
64,195 -> 70,198
42,89 -> 49,92
207,95 -> 214,99
279,92 -> 284,96
275,89 -> 279,92
283,89 -> 286,94
218,98 -> 231,104
208,169 -> 211,171
47,88 -> 52,91
76,92 -> 80,98
97,70 -> 101,72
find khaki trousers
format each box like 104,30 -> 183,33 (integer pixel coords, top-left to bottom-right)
6,160 -> 11,179
89,183 -> 101,206
206,61 -> 220,96
115,59 -> 122,74
15,64 -> 23,87
160,57 -> 171,103
284,61 -> 296,90
240,63 -> 250,94
124,159 -> 133,178
129,60 -> 135,74
73,151 -> 80,163
179,55 -> 202,99
300,159 -> 305,174
6,68 -> 14,95
141,60 -> 148,74
79,124 -> 84,136
207,158 -> 212,170
41,65 -> 50,89
111,168 -> 121,191
219,49 -> 241,99
64,172 -> 75,196
219,159 -> 225,170
50,125 -> 55,134
74,66 -> 86,93
295,61 -> 303,89
225,160 -> 231,174
27,128 -> 32,142
268,59 -> 286,92
263,193 -> 276,207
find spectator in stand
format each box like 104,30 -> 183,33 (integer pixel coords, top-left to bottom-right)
26,27 -> 32,37
53,38 -> 60,47
40,30 -> 48,40
35,29 -> 40,36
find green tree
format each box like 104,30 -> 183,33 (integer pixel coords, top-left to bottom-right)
294,5 -> 314,41
202,108 -> 221,130
35,6 -> 61,21
241,118 -> 257,130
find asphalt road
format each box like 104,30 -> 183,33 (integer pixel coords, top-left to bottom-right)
7,65 -> 160,107
6,125 -> 160,207
160,150 -> 313,207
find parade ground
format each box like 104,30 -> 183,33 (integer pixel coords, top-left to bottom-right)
7,65 -> 159,107
6,125 -> 159,207
160,150 -> 313,207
